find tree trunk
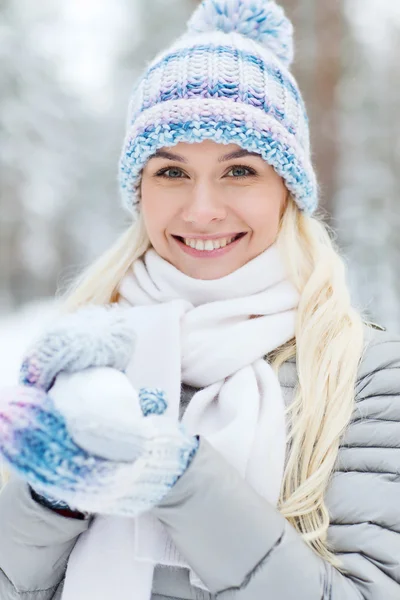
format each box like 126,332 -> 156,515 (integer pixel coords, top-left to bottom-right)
313,1 -> 342,220
276,1 -> 343,222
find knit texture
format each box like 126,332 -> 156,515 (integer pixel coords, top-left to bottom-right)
20,305 -> 137,391
119,0 -> 317,215
0,305 -> 199,517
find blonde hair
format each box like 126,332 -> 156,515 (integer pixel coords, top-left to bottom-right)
60,210 -> 151,311
274,199 -> 364,568
1,198 -> 364,569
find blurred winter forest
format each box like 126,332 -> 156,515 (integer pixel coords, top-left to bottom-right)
1,0 -> 400,350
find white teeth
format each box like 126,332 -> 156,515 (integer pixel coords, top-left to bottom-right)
182,236 -> 238,251
195,240 -> 205,251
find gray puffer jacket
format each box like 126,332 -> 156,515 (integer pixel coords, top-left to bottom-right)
0,324 -> 399,599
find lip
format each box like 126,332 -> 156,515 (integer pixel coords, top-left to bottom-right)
173,232 -> 245,241
173,233 -> 247,258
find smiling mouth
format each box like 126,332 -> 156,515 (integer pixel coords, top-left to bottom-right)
173,232 -> 246,251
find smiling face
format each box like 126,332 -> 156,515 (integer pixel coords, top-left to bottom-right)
140,140 -> 288,279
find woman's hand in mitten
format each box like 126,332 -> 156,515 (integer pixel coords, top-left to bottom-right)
6,302 -> 136,513
19,304 -> 136,392
0,369 -> 199,517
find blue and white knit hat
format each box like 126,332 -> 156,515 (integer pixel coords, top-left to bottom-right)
119,0 -> 318,216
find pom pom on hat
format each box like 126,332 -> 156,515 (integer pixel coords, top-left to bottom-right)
187,0 -> 294,67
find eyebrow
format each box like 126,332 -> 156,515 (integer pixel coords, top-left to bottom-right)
148,148 -> 262,163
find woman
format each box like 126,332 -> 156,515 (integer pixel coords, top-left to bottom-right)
0,0 -> 399,599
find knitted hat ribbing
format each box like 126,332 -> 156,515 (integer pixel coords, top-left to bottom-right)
119,0 -> 317,216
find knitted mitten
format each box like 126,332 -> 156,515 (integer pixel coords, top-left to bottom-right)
19,305 -> 137,391
0,305 -> 199,517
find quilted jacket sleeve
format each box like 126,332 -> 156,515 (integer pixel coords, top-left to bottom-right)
0,475 -> 89,599
152,328 -> 400,599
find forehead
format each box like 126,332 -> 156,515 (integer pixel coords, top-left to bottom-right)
148,141 -> 263,164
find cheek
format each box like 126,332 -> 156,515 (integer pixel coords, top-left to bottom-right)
239,197 -> 282,236
140,181 -> 175,244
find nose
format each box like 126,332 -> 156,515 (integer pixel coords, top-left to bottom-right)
181,181 -> 227,226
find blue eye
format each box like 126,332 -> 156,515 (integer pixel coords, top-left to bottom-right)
156,167 -> 185,178
155,165 -> 257,179
226,166 -> 256,178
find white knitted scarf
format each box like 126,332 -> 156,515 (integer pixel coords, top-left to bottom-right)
62,244 -> 298,600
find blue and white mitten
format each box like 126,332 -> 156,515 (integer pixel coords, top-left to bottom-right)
0,305 -> 199,517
